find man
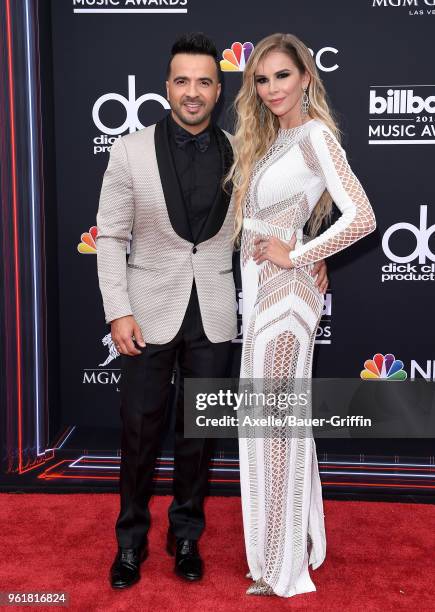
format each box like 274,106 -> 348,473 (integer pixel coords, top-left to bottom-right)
96,32 -> 328,590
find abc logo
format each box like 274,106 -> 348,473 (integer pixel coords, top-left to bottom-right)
382,205 -> 435,263
92,75 -> 170,135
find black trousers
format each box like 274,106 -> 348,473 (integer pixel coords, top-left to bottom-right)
116,282 -> 232,548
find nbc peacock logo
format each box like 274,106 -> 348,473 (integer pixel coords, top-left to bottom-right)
220,42 -> 254,72
77,226 -> 98,254
360,353 -> 407,380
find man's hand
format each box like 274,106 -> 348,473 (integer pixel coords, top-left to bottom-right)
111,315 -> 146,356
312,259 -> 328,294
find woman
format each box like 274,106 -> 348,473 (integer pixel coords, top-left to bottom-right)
226,34 -> 376,597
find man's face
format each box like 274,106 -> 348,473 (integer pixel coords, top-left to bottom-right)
166,53 -> 221,133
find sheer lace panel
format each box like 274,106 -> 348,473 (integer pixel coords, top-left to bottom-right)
289,130 -> 376,267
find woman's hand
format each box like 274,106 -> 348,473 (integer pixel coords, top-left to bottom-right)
253,234 -> 297,269
253,235 -> 329,294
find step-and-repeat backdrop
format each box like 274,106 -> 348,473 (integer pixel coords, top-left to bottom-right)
49,0 -> 434,476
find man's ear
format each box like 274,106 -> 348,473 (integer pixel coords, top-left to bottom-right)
165,80 -> 169,100
216,82 -> 222,103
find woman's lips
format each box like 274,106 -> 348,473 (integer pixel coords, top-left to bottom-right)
269,97 -> 286,105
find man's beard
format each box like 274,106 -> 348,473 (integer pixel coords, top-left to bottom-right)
171,101 -> 212,127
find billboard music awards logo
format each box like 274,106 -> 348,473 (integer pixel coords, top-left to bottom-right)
372,0 -> 435,15
73,0 -> 188,13
316,292 -> 332,343
233,290 -> 332,344
368,85 -> 435,144
381,205 -> 435,281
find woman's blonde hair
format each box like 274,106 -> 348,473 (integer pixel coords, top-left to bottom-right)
224,33 -> 341,243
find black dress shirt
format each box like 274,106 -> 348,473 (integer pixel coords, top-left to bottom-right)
168,114 -> 221,244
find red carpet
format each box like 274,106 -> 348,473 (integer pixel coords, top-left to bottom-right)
0,494 -> 434,611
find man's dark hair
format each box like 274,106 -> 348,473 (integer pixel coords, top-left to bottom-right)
166,32 -> 221,82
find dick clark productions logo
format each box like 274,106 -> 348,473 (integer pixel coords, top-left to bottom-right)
381,205 -> 435,282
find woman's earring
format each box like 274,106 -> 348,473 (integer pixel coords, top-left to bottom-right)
301,87 -> 310,114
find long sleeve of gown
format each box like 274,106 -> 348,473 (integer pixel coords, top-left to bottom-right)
289,125 -> 376,268
96,137 -> 134,324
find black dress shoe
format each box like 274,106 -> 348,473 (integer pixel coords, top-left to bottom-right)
110,544 -> 148,589
166,530 -> 203,581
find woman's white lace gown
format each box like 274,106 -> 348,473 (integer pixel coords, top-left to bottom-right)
238,118 -> 376,597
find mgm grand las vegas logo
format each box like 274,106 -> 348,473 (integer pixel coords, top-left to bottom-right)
372,0 -> 435,14
82,333 -> 121,391
368,86 -> 435,144
82,333 -> 176,390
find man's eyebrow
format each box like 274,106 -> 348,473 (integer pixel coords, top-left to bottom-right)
172,75 -> 214,82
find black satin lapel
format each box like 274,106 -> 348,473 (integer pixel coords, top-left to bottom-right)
195,126 -> 234,245
154,115 -> 193,242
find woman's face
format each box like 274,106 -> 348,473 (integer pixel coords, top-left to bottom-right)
254,50 -> 309,122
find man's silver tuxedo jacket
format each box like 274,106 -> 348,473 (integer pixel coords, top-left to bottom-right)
96,116 -> 238,344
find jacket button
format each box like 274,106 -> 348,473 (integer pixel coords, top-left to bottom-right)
192,247 -> 197,254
